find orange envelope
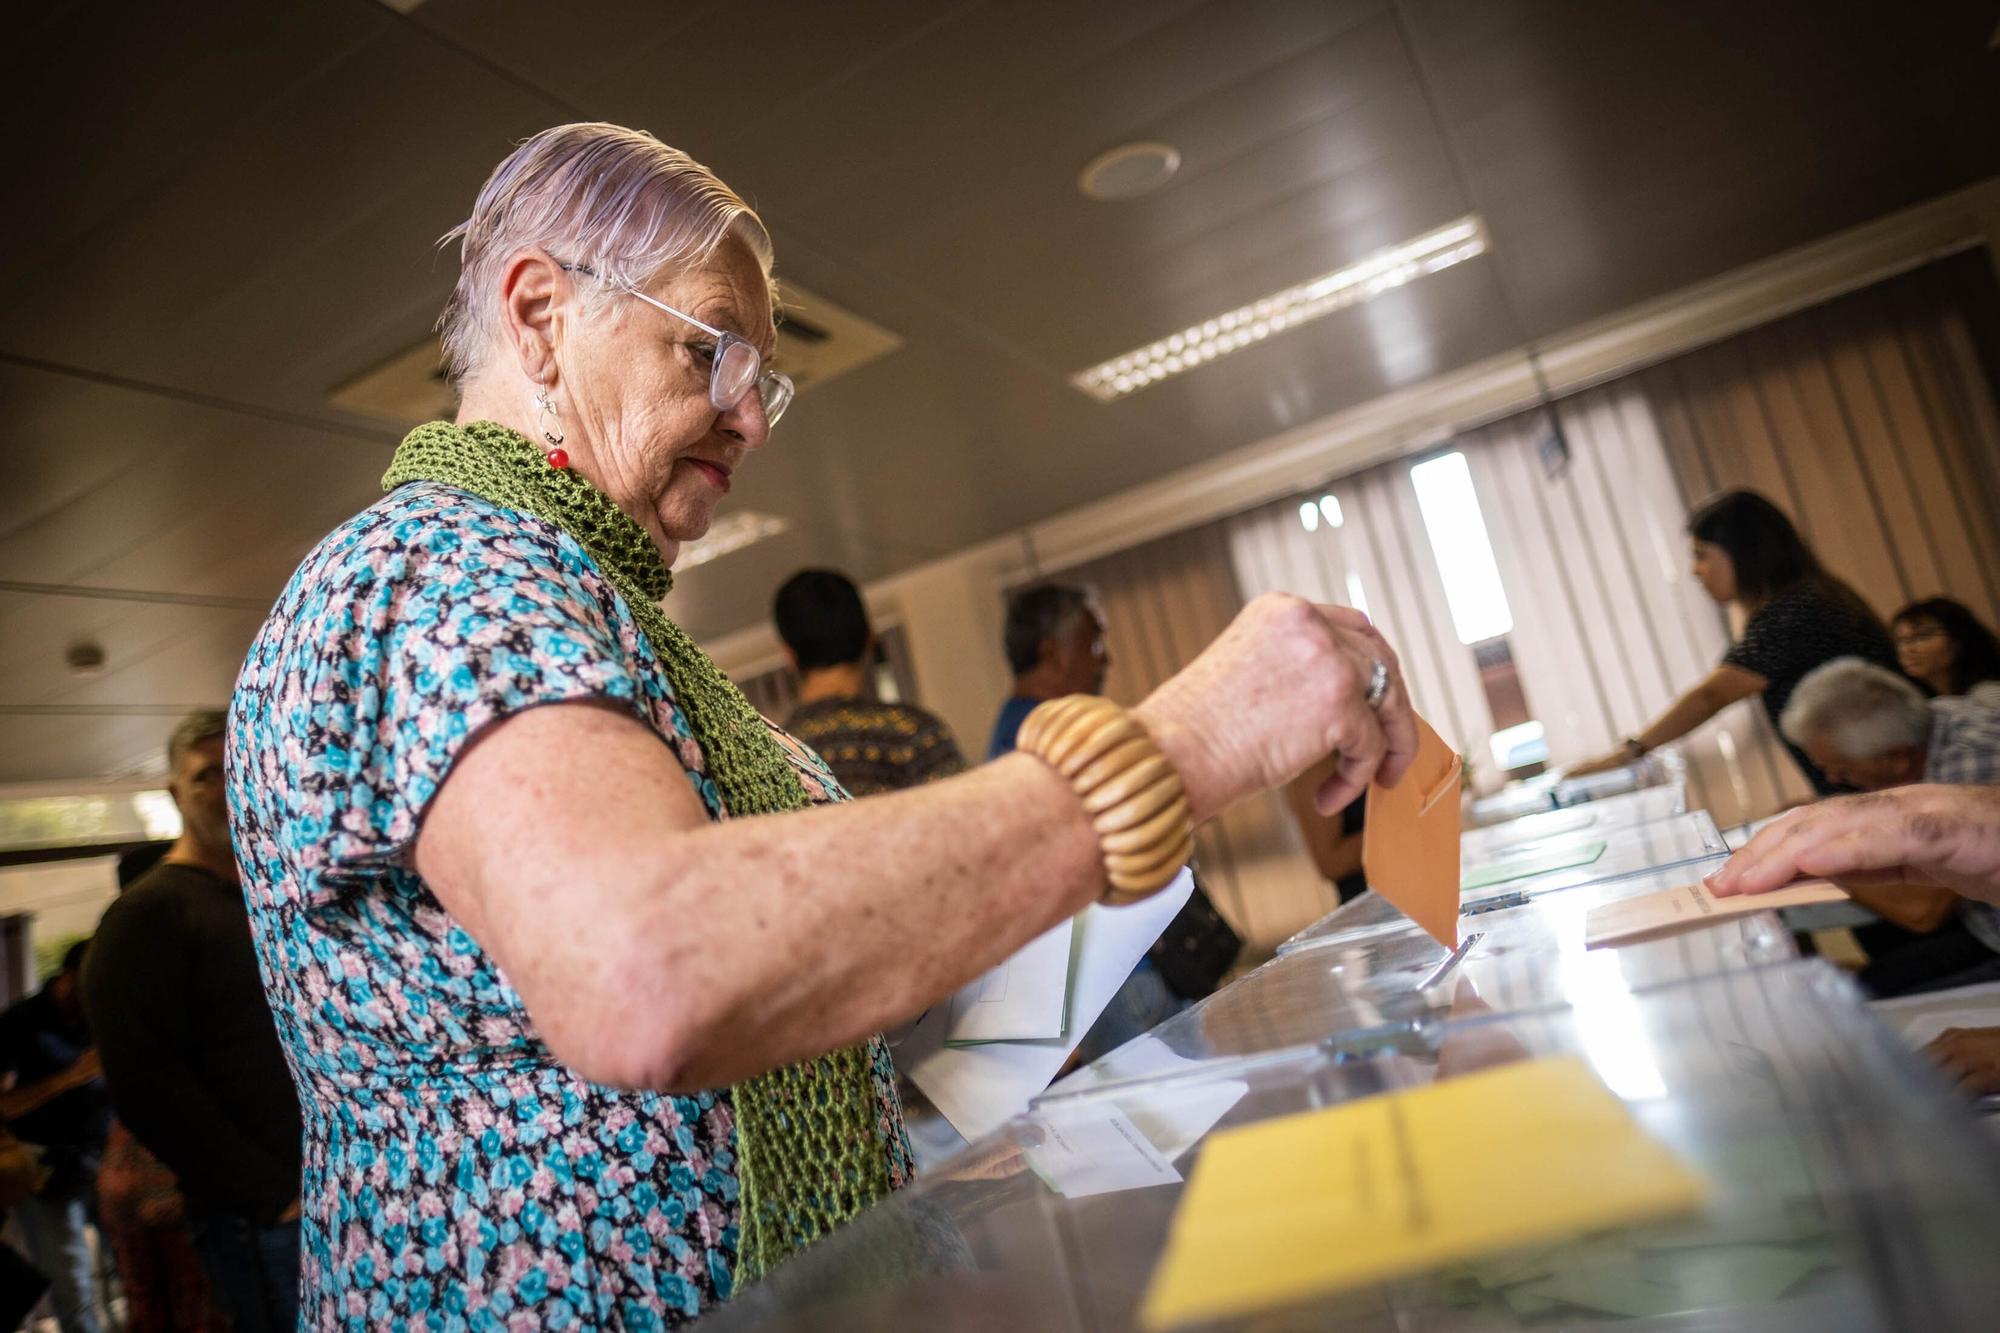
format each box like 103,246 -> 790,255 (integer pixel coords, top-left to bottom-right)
1360,715 -> 1463,948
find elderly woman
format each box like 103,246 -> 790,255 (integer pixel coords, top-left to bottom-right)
226,123 -> 1417,1329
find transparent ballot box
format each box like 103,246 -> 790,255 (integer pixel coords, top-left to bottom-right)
1069,856 -> 1792,1081
695,961 -> 2000,1331
1282,811 -> 1730,955
1464,750 -> 1686,829
1460,784 -> 1689,861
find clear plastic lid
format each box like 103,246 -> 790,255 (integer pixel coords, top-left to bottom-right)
1068,854 -> 1788,1084
1464,749 -> 1687,829
1283,811 -> 1731,954
698,961 -> 2000,1331
1461,784 -> 1690,860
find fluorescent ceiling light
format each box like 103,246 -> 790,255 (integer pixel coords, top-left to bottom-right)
1071,215 -> 1487,402
676,511 -> 789,570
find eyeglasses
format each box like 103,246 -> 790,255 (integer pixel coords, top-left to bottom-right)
1893,625 -> 1946,646
560,263 -> 794,427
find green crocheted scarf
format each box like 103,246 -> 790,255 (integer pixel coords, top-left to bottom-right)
383,419 -> 895,1284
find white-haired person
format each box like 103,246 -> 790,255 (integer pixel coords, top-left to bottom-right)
1775,656 -> 2000,996
225,122 -> 1419,1328
1709,782 -> 2000,1094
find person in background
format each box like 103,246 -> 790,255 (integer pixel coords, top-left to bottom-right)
1571,489 -> 1896,793
1710,783 -> 2000,1093
987,584 -> 1110,760
83,710 -> 304,1332
0,941 -> 109,1333
773,569 -> 967,796
92,847 -> 224,1333
1777,657 -> 2000,996
1892,597 -> 2000,707
988,583 -> 1240,1067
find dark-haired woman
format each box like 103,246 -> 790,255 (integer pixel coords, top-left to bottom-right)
1893,597 -> 2000,708
1571,489 -> 1896,793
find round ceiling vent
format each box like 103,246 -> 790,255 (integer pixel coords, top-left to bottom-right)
1077,141 -> 1182,202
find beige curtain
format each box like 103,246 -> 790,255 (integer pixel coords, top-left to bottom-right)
1642,250 -> 2000,631
1467,250 -> 2000,826
1463,393 -> 1804,827
1228,471 -> 1497,769
1025,252 -> 2000,940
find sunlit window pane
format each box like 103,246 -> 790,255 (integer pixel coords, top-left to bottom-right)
1409,451 -> 1514,644
1345,570 -> 1370,620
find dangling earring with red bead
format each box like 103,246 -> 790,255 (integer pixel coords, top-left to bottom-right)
535,388 -> 569,469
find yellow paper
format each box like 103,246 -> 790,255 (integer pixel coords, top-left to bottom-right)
1138,1057 -> 1706,1329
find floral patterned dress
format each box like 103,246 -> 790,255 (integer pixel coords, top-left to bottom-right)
227,482 -> 912,1331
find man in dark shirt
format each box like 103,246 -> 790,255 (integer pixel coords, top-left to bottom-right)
0,941 -> 110,1333
82,710 -> 304,1332
774,569 -> 967,795
986,584 -> 1110,761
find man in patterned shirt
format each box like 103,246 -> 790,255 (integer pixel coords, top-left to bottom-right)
1782,657 -> 2000,995
773,569 -> 966,797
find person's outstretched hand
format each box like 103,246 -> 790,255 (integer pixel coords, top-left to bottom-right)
1924,1026 -> 2000,1097
1705,784 -> 2000,907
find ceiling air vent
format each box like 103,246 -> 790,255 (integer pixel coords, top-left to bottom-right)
328,281 -> 900,426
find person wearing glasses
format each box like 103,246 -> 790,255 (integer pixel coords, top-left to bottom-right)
1891,597 -> 2000,708
225,122 -> 1420,1329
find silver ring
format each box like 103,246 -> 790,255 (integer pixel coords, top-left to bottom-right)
1364,658 -> 1389,709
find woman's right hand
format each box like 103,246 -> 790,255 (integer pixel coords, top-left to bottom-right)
1705,784 -> 2000,907
1565,750 -> 1632,779
1134,593 -> 1419,824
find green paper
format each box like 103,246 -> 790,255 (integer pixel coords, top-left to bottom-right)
1462,840 -> 1607,892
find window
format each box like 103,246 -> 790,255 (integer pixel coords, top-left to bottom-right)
1409,451 -> 1513,645
1411,452 -> 1543,778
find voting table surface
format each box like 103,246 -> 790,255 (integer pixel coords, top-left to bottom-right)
1459,784 -> 1688,860
699,961 -> 2000,1331
693,759 -> 2000,1330
1280,809 -> 1730,954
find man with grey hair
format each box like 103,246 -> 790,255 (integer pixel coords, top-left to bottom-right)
82,710 -> 303,1332
1781,657 -> 2000,793
986,584 -> 1110,760
1781,657 -> 2000,995
984,584 -> 1240,1069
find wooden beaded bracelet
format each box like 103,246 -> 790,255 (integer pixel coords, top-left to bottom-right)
1016,695 -> 1193,906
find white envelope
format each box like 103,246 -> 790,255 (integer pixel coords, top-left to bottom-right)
900,868 -> 1197,1143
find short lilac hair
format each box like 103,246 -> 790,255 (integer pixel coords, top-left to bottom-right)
437,123 -> 774,387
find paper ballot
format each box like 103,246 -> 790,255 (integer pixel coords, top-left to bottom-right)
944,916 -> 1073,1043
1584,878 -> 1848,950
902,869 -> 1196,1143
1360,715 -> 1464,948
1139,1057 -> 1706,1329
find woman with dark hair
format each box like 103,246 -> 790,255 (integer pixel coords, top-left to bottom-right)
1892,597 -> 2000,707
1571,489 -> 1896,793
